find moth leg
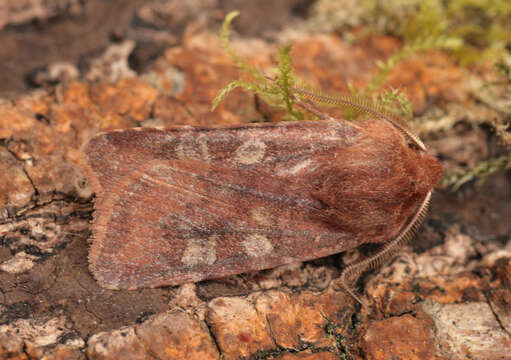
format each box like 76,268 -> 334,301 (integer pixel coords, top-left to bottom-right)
340,191 -> 432,307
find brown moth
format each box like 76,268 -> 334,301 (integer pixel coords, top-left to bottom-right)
83,90 -> 442,304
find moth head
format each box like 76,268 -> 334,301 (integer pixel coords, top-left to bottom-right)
312,118 -> 442,243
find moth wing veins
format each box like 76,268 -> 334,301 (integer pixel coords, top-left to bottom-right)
89,159 -> 355,290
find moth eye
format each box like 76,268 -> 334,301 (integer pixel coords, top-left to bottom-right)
408,142 -> 423,152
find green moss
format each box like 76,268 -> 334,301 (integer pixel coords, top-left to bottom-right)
378,88 -> 413,123
365,35 -> 462,93
441,155 -> 511,190
276,45 -> 304,120
217,11 -> 264,81
441,62 -> 511,189
252,347 -> 283,360
312,0 -> 510,64
324,321 -> 351,360
309,0 -> 510,100
212,11 -> 304,121
212,11 -> 411,125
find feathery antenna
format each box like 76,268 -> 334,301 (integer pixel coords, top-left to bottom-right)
340,191 -> 432,307
290,86 -> 427,152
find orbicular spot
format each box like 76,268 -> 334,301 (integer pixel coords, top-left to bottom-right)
234,139 -> 266,165
243,234 -> 273,258
175,137 -> 210,161
181,237 -> 217,266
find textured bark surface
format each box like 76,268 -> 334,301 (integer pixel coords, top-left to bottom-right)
1,1 -> 510,359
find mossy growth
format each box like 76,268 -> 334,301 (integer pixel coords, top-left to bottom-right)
252,347 -> 283,360
212,11 -> 305,121
312,0 -> 510,65
213,11 -> 412,124
310,0 -> 511,102
441,154 -> 511,190
324,321 -> 351,360
442,62 -> 511,190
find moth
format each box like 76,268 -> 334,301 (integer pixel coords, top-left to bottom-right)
83,88 -> 443,304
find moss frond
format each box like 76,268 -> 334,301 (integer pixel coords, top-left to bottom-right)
379,87 -> 413,122
213,12 -> 306,120
275,45 -> 305,120
213,11 -> 419,139
442,61 -> 511,189
276,45 -> 294,113
311,0 -> 510,83
290,85 -> 425,150
441,155 -> 511,190
218,11 -> 265,81
212,80 -> 260,110
366,34 -> 462,93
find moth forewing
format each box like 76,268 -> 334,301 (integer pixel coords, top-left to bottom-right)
84,115 -> 442,301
